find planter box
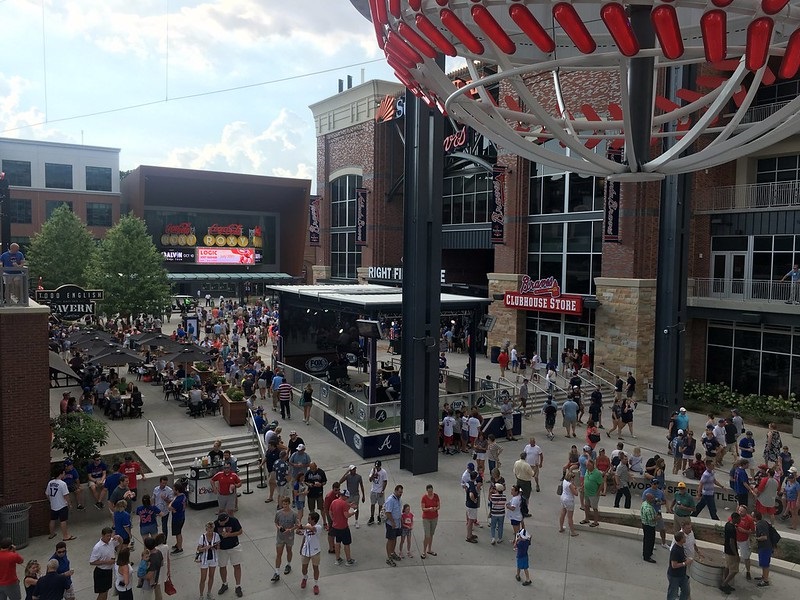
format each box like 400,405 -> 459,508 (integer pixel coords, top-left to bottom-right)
221,392 -> 247,426
190,364 -> 214,384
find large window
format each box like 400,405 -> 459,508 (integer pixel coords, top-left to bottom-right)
46,200 -> 73,220
756,155 -> 800,184
442,172 -> 492,225
86,166 -> 112,192
329,174 -> 363,279
707,322 -> 800,397
45,163 -> 73,189
527,221 -> 603,295
2,160 -> 31,187
86,202 -> 112,226
8,199 -> 32,223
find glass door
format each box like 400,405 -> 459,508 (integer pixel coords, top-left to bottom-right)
538,333 -> 561,368
711,252 -> 748,298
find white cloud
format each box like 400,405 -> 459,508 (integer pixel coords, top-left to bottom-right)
0,73 -> 71,141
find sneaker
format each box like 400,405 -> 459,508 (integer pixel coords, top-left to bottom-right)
218,584 -> 228,595
207,594 -> 212,600
335,558 -> 343,566
300,579 -> 307,589
355,522 -> 360,529
171,548 -> 183,554
515,574 -> 521,582
345,559 -> 356,566
386,558 -> 396,567
270,574 -> 280,583
757,581 -> 770,587
313,584 -> 319,595
77,504 -> 85,510
235,587 -> 242,598
491,538 -> 496,545
367,518 -> 375,526
284,564 -> 291,575
522,581 -> 532,586
391,553 -> 402,561
377,516 -> 381,523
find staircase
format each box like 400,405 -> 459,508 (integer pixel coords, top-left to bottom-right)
152,433 -> 263,485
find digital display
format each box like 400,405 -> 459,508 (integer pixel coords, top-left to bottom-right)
196,247 -> 255,265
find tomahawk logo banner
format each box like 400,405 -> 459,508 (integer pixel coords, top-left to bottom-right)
604,149 -> 623,242
355,188 -> 368,246
491,166 -> 507,244
309,195 -> 321,247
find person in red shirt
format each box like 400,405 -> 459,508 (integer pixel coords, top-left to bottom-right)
0,537 -> 24,599
419,484 -> 440,558
497,350 -> 510,379
328,489 -> 356,565
322,483 -> 340,553
211,462 -> 242,516
731,504 -> 756,580
119,455 -> 144,500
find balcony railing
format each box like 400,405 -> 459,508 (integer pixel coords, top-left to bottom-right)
690,278 -> 800,304
695,180 -> 800,213
739,100 -> 791,125
0,267 -> 29,307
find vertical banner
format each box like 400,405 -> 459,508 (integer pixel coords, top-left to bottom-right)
490,166 -> 507,244
603,149 -> 623,242
309,195 -> 321,246
355,187 -> 367,246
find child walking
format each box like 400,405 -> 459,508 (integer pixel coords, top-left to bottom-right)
513,528 -> 532,586
136,548 -> 150,588
401,504 -> 414,558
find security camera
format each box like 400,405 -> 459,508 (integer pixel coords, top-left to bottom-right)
663,329 -> 669,334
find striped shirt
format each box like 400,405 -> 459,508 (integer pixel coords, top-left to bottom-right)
489,492 -> 507,517
278,382 -> 293,402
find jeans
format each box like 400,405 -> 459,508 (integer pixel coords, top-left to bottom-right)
487,460 -> 496,474
642,524 -> 656,559
160,514 -> 169,538
490,515 -> 504,541
280,400 -> 291,419
615,486 -> 631,509
666,574 -> 690,600
692,494 -> 719,520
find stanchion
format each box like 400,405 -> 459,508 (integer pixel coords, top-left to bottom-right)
242,463 -> 253,495
257,463 -> 268,489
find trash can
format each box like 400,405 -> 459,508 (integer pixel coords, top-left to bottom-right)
0,503 -> 31,549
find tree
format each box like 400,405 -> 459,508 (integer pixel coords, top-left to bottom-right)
26,203 -> 96,288
50,413 -> 109,469
87,213 -> 171,318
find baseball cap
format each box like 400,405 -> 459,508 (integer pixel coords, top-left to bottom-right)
340,489 -> 350,498
677,429 -> 684,434
64,459 -> 73,466
467,462 -> 475,470
679,407 -> 686,412
746,430 -> 753,436
677,482 -> 686,488
651,478 -> 662,486
296,443 -> 305,451
375,460 -> 382,468
718,418 -> 725,423
583,445 -> 592,452
494,483 -> 505,492
218,513 -> 229,521
348,465 -> 356,471
789,466 -> 798,474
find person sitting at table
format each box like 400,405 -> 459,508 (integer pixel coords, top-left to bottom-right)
188,385 -> 204,416
386,372 -> 401,402
106,387 -> 123,419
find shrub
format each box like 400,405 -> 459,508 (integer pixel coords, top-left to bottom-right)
50,413 -> 109,468
683,379 -> 797,425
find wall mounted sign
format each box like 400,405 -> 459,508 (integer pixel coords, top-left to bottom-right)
375,95 -> 406,123
603,148 -> 623,242
490,166 -> 507,244
367,266 -> 445,283
36,284 -> 104,321
503,276 -> 584,315
309,195 -> 321,247
355,188 -> 367,246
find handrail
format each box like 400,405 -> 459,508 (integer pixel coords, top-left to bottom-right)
594,364 -> 618,382
145,420 -> 175,475
574,369 -> 616,392
246,408 -> 267,461
690,278 -> 798,303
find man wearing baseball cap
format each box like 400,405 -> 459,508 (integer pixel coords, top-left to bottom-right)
329,488 -> 356,566
669,482 -> 696,529
368,461 -> 388,525
675,408 -> 689,434
339,466 -> 365,528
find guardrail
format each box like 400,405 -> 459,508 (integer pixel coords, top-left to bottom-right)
246,408 -> 267,461
145,419 -> 175,474
0,266 -> 29,307
690,278 -> 799,304
695,180 -> 800,213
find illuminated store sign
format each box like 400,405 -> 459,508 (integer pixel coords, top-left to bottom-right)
504,276 -> 584,315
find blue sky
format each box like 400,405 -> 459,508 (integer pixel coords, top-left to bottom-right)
0,0 -> 399,190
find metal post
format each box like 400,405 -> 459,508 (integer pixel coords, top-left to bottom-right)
369,336 -> 377,403
399,76 -> 445,475
256,463 -> 268,489
242,463 -> 253,495
627,5 -> 656,171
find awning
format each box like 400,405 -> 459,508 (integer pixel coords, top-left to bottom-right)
167,272 -> 294,282
49,351 -> 81,384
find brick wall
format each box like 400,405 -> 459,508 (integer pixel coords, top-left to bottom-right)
0,307 -> 53,534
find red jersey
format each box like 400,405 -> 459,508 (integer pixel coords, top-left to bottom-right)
498,353 -> 509,368
211,471 -> 241,496
120,461 -> 142,489
732,513 -> 755,542
421,493 -> 440,520
329,497 -> 351,530
0,549 -> 23,585
323,489 -> 338,513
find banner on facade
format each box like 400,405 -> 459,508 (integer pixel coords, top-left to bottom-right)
355,188 -> 368,246
490,166 -> 507,244
603,149 -> 623,242
309,195 -> 321,247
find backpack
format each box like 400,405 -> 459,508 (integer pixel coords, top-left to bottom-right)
768,523 -> 781,548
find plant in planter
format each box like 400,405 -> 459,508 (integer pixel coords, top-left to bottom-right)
221,387 -> 247,426
50,414 -> 109,474
194,362 -> 210,372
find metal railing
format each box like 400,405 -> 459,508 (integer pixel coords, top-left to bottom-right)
695,180 -> 800,213
145,419 -> 175,474
246,408 -> 267,460
690,278 -> 800,304
0,266 -> 29,307
740,100 -> 791,125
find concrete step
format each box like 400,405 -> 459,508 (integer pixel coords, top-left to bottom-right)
152,432 -> 262,479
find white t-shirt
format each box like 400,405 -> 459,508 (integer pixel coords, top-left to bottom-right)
461,469 -> 472,489
670,532 -> 697,558
511,348 -> 518,362
370,468 -> 388,494
506,495 -> 523,521
300,523 -> 323,557
467,417 -> 481,438
442,416 -> 455,437
46,478 -> 69,511
523,444 -> 542,467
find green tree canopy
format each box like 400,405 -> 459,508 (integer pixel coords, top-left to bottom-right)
87,213 -> 171,318
26,203 -> 96,288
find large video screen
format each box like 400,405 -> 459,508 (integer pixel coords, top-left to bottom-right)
196,247 -> 255,265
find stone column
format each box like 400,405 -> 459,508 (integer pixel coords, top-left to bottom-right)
486,273 -> 527,353
593,277 -> 657,391
311,265 -> 331,284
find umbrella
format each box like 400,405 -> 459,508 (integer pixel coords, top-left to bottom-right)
84,341 -> 125,357
68,329 -> 116,343
164,346 -> 212,364
75,336 -> 121,351
136,334 -> 186,351
90,348 -> 144,366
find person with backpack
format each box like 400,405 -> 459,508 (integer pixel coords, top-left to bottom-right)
542,397 -> 558,441
753,510 -> 779,587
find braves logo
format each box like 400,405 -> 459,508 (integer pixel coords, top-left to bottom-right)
519,275 -> 561,298
377,435 -> 393,452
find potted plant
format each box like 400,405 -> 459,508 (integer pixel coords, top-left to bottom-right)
221,387 -> 247,426
190,361 -> 214,384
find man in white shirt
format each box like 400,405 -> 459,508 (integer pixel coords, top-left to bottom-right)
46,470 -> 73,541
523,437 -> 544,493
442,412 -> 456,455
713,419 -> 728,465
367,461 -> 388,525
152,477 -> 174,538
299,512 -> 323,595
670,521 -> 703,560
89,527 -> 121,600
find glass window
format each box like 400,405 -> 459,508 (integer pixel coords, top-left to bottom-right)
763,332 -> 791,354
775,236 -> 793,251
568,174 -> 601,212
540,254 -> 563,280
86,166 -> 112,192
442,172 -> 492,225
711,236 -> 748,252
8,199 -> 32,224
329,174 -> 363,279
46,200 -> 73,220
541,175 -> 566,214
735,329 -> 761,350
752,253 -> 773,280
529,177 -> 542,215
528,224 -> 540,253
565,254 -> 591,294
753,236 -> 772,251
708,327 -> 733,346
760,353 -> 791,397
540,223 -> 563,252
2,160 -> 31,187
732,349 -> 761,394
706,346 -> 733,387
45,163 -> 73,189
567,222 -> 592,252
86,202 -> 113,227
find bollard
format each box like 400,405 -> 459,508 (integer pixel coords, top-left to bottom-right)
257,463 -> 268,489
242,463 -> 253,495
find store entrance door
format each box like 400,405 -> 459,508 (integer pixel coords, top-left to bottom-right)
564,337 -> 595,370
711,252 -> 748,298
538,333 -> 561,367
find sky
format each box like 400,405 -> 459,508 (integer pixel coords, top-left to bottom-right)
0,0 -> 401,192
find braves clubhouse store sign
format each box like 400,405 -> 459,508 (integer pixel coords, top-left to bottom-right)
504,276 -> 583,316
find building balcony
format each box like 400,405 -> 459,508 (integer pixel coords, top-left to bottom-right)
739,100 -> 791,125
694,180 -> 800,214
688,278 -> 800,314
0,267 -> 30,307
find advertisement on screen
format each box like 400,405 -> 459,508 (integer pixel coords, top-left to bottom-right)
196,247 -> 255,265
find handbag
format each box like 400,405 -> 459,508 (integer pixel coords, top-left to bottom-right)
557,483 -> 563,495
164,579 -> 177,596
589,433 -> 601,443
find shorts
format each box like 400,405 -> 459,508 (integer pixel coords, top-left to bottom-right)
516,556 -> 530,570
385,524 -> 401,540
172,517 -> 185,535
444,435 -> 453,446
268,471 -> 276,484
94,568 -> 113,593
755,501 -> 775,515
561,501 -> 575,511
422,518 -> 437,537
401,528 -> 412,538
217,494 -> 236,512
465,507 -> 478,522
655,516 -> 665,531
301,554 -> 321,566
786,499 -> 797,511
332,527 -> 352,546
737,541 -> 751,561
218,546 -> 243,567
276,532 -> 295,548
563,417 -> 577,428
510,519 -> 522,527
0,583 -> 21,600
294,500 -> 306,511
50,506 -> 69,522
503,417 -> 513,430
757,547 -> 772,568
585,495 -> 599,510
725,553 -> 739,573
258,379 -> 267,389
276,484 -> 290,502
370,491 -> 385,506
140,524 -> 158,537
